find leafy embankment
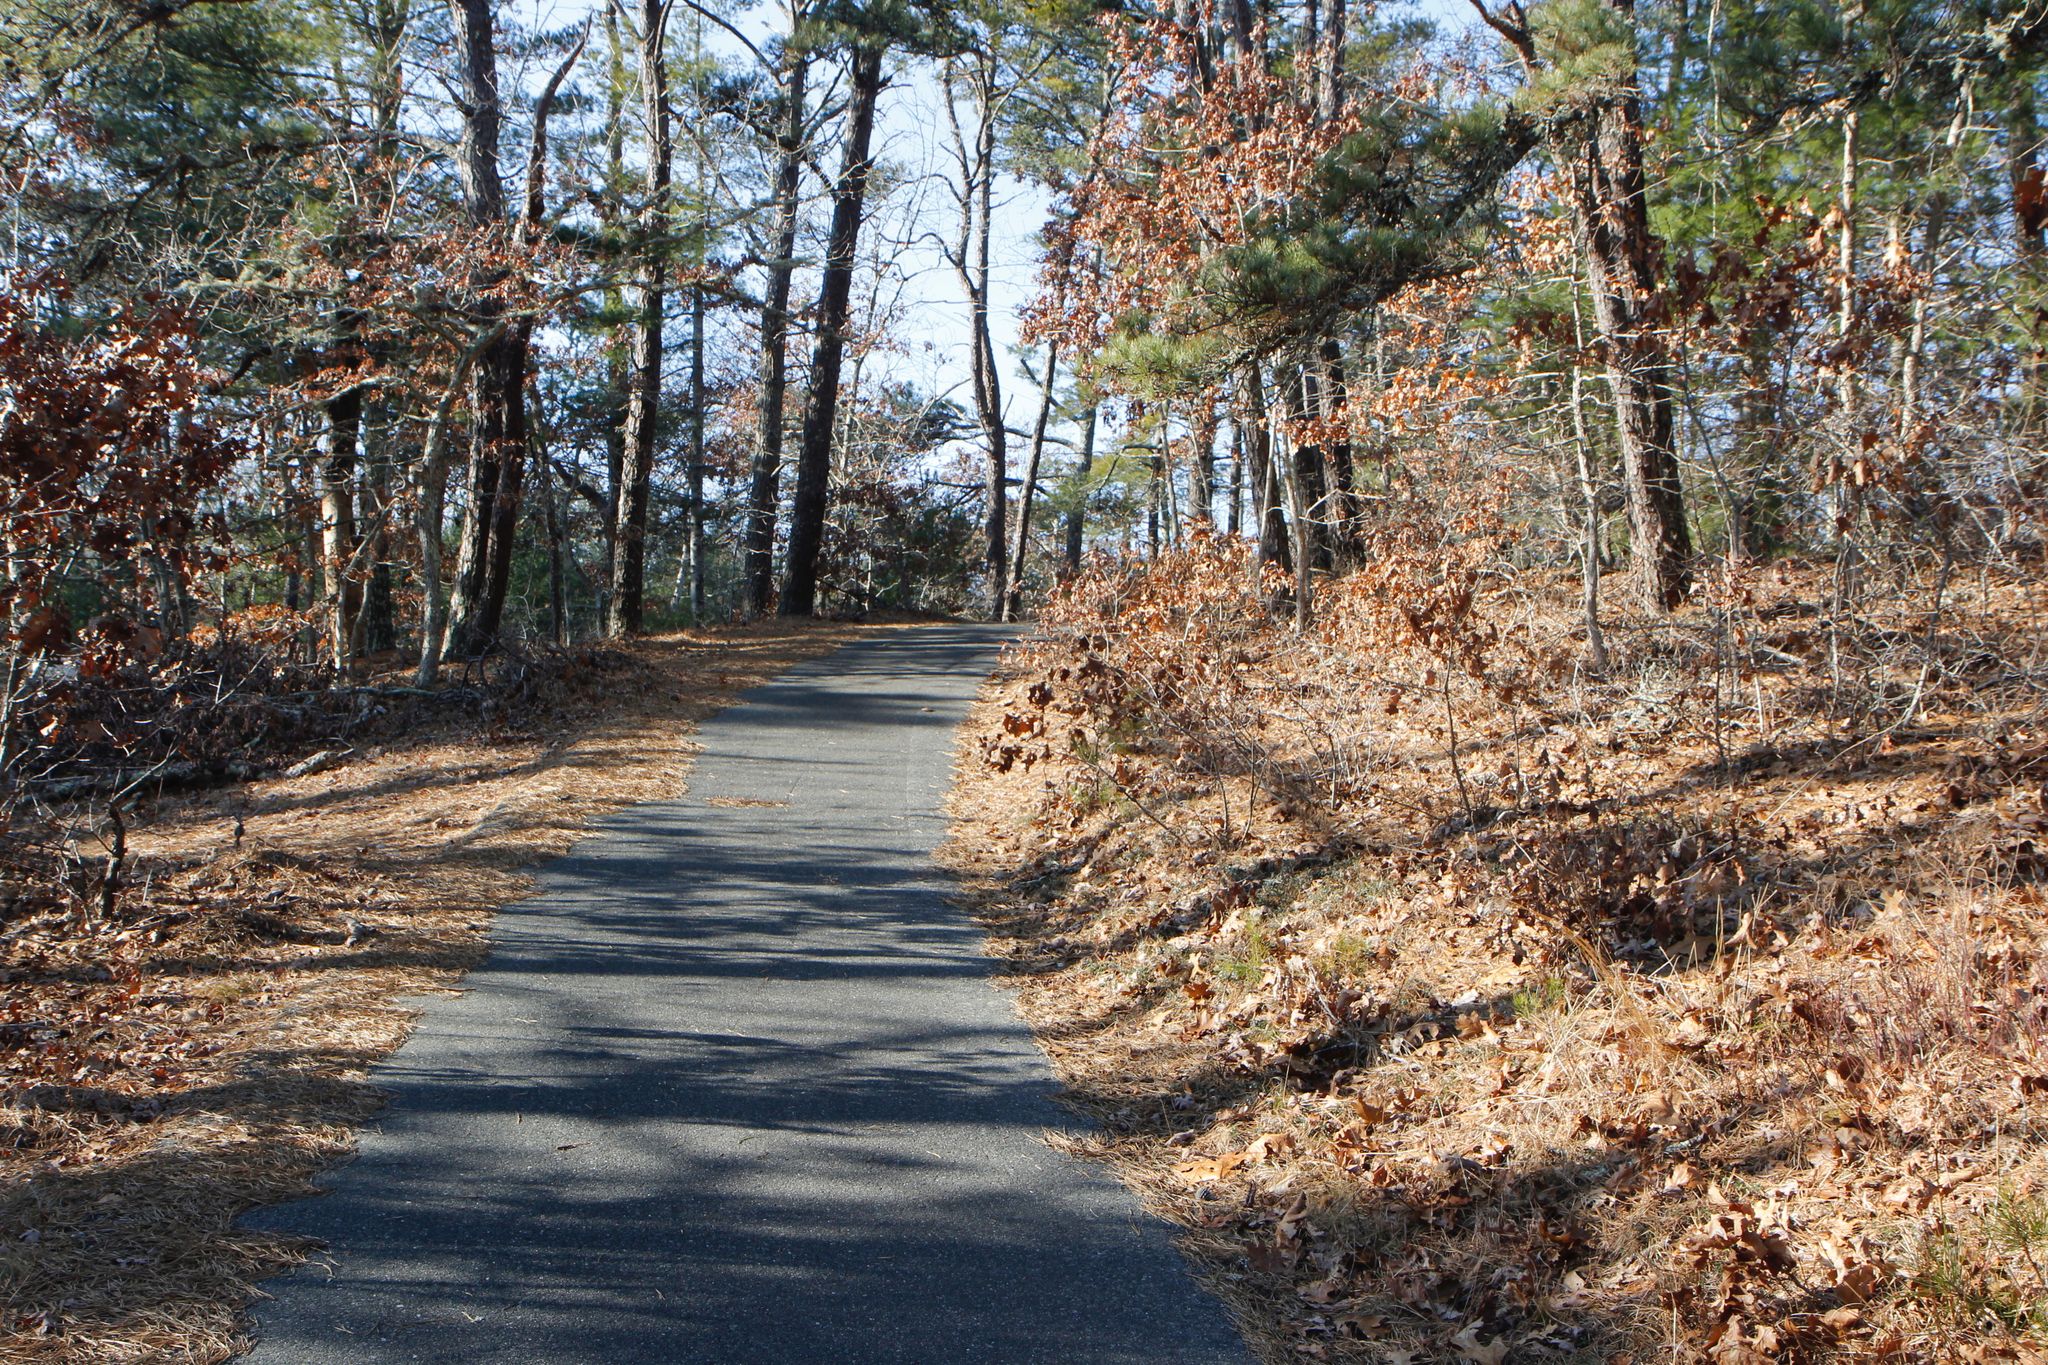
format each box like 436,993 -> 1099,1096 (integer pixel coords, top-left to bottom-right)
1,620 -> 860,1363
948,542 -> 2048,1364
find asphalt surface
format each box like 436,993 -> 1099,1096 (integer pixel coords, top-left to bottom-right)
243,625 -> 1249,1364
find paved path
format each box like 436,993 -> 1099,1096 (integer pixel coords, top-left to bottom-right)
245,627 -> 1247,1364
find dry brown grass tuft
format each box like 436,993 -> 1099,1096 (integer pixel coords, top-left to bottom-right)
947,547 -> 2048,1363
1,620 -> 865,1362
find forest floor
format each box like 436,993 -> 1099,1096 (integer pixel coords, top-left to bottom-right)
946,550 -> 2048,1364
0,619 -> 862,1363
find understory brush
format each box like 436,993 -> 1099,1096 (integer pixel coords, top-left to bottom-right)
952,534 -> 2048,1363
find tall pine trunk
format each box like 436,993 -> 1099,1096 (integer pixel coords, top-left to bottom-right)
780,42 -> 884,617
599,6 -> 628,615
686,280 -> 706,620
607,0 -> 671,638
442,0 -> 529,659
743,50 -> 808,616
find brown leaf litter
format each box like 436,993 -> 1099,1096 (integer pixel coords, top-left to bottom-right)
2,620 -> 865,1362
946,546 -> 2048,1363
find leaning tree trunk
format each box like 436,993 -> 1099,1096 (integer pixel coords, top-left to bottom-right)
743,47 -> 808,616
1569,9 -> 1692,613
1003,341 -> 1058,621
607,0 -> 672,639
780,42 -> 885,617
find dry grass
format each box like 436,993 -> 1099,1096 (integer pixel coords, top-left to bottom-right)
1,619 -> 866,1362
946,552 -> 2048,1363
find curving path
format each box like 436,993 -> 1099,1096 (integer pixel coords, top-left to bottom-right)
244,625 -> 1248,1364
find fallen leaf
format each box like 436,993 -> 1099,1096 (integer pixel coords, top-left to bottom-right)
1450,1323 -> 1509,1365
1246,1130 -> 1297,1164
1173,1150 -> 1248,1183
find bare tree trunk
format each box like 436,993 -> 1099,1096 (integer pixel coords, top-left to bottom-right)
1900,194 -> 1946,439
443,0 -> 530,658
1227,423 -> 1244,535
687,279 -> 706,619
299,456 -> 322,661
1003,341 -> 1058,621
1569,339 -> 1608,670
1837,105 -> 1861,421
1244,365 -> 1290,571
1316,0 -> 1345,119
607,0 -> 672,638
780,41 -> 885,617
943,52 -> 1010,620
1279,428 -> 1313,628
1147,443 -> 1161,558
743,47 -> 808,616
1566,4 -> 1692,613
1187,393 -> 1217,528
414,322 -> 504,684
540,437 -> 567,645
358,426 -> 396,654
319,386 -> 364,672
359,0 -> 404,659
1317,337 -> 1358,563
600,5 -> 628,615
2012,79 -> 2048,426
1290,363 -> 1331,569
1063,403 -> 1097,573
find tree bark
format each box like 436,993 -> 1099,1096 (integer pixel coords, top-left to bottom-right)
607,0 -> 672,638
1003,341 -> 1058,621
1227,423 -> 1244,535
1187,393 -> 1218,528
2012,79 -> 2048,425
743,48 -> 809,616
1565,2 -> 1692,612
413,322 -> 504,684
319,385 -> 364,672
357,452 -> 396,654
442,0 -> 529,659
1289,363 -> 1332,569
687,279 -> 706,620
1062,403 -> 1097,572
780,41 -> 885,617
600,4 -> 628,614
1244,365 -> 1290,571
943,52 -> 1009,620
1317,336 -> 1359,562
